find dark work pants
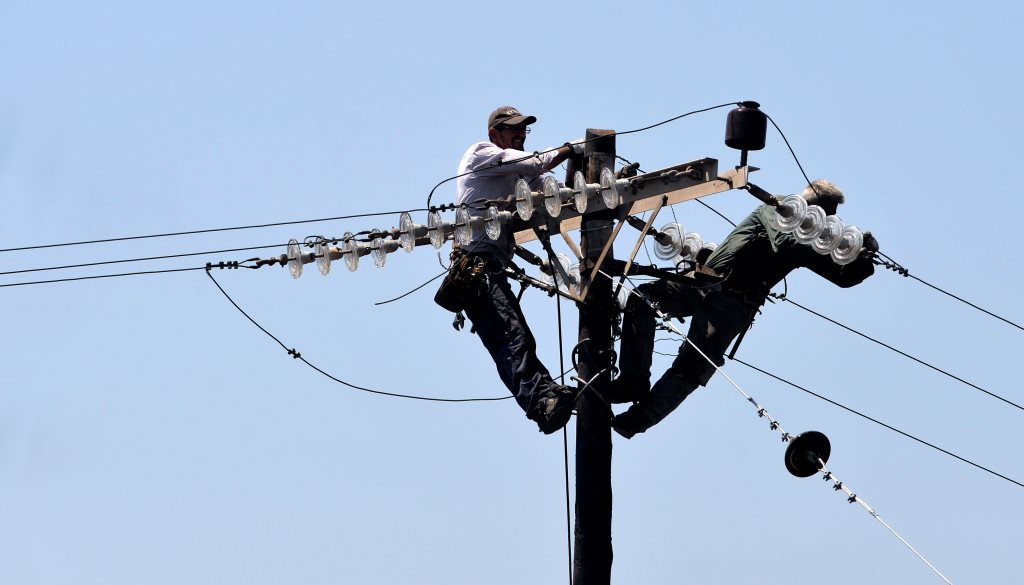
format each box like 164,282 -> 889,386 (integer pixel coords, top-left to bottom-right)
463,267 -> 560,414
619,280 -> 757,432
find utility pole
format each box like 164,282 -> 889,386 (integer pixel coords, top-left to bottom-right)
573,128 -> 616,585
262,114 -> 757,584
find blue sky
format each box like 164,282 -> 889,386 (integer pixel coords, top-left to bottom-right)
2,2 -> 1022,584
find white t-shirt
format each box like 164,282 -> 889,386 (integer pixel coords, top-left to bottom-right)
455,141 -> 558,263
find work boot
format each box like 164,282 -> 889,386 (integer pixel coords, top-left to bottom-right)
604,374 -> 651,404
610,408 -> 646,439
611,372 -> 698,439
527,385 -> 577,434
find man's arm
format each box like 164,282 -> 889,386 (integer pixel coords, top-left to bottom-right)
804,233 -> 878,287
544,144 -> 574,171
757,204 -> 878,288
805,253 -> 875,288
468,143 -> 573,178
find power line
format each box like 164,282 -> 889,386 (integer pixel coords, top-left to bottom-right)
0,266 -> 208,288
775,294 -> 1024,412
5,102 -> 736,257
764,107 -> 1022,335
732,357 -> 1024,490
615,275 -> 954,583
3,103 -> 738,278
426,101 -> 739,207
0,243 -> 286,276
0,209 -> 427,256
875,251 -> 1024,333
655,142 -> 1023,413
764,112 -> 816,190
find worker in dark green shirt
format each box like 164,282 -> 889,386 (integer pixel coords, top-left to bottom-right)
611,179 -> 878,439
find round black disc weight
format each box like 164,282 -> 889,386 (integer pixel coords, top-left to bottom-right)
785,431 -> 831,478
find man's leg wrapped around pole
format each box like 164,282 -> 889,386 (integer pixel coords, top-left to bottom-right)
616,280 -> 704,395
463,270 -> 561,413
613,291 -> 755,438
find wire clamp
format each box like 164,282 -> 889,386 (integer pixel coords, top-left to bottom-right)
205,261 -> 241,271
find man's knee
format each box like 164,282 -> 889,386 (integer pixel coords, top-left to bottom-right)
625,287 -> 655,315
672,345 -> 721,387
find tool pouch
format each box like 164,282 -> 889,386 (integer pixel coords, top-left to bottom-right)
434,253 -> 485,313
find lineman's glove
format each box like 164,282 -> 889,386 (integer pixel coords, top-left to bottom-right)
860,232 -> 879,259
565,138 -> 586,156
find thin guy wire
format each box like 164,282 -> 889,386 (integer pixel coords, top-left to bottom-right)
0,209 -> 428,255
555,291 -> 574,585
0,266 -> 207,288
778,295 -> 1024,412
818,462 -> 954,584
205,268 -> 511,403
611,273 -> 953,581
732,357 -> 1024,489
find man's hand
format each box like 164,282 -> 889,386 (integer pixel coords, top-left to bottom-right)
860,231 -> 879,259
616,162 -> 640,179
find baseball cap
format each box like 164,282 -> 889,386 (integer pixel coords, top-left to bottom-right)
488,106 -> 537,129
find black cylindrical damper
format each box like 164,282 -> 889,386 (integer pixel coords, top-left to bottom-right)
725,101 -> 767,151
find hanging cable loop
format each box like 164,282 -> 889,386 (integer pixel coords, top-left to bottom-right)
204,269 -> 512,403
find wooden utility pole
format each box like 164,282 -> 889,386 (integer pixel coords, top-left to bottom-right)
573,128 -> 617,585
507,132 -> 748,584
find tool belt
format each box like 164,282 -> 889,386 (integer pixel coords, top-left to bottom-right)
434,252 -> 488,313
